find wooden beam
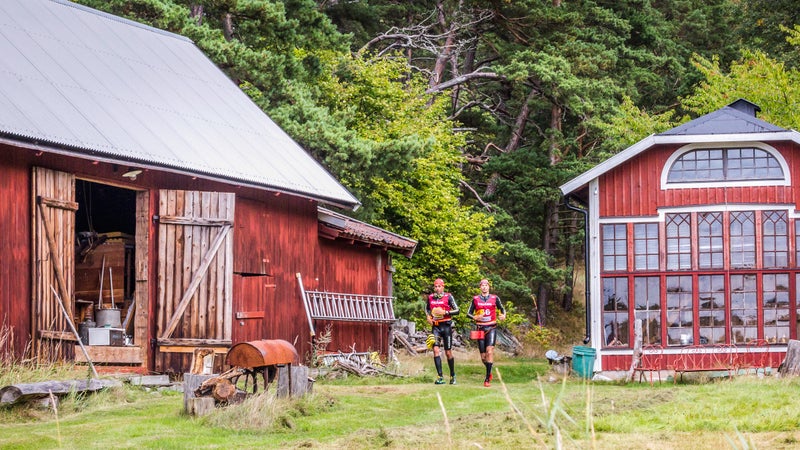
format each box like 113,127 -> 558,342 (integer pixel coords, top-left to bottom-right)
157,345 -> 229,355
235,311 -> 265,319
74,345 -> 143,364
157,215 -> 232,227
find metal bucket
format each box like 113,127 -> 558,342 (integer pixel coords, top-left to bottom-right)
470,330 -> 484,340
95,308 -> 122,328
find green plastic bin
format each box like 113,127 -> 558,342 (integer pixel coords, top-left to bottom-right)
571,346 -> 596,379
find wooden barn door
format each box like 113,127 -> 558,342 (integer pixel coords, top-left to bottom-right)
232,275 -> 274,343
155,190 -> 234,372
32,167 -> 77,361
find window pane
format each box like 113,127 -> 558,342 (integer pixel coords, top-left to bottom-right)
602,224 -> 627,271
666,275 -> 693,346
698,275 -> 725,344
763,273 -> 790,344
603,278 -> 629,347
762,211 -> 788,268
633,223 -> 659,271
730,274 -> 757,345
697,212 -> 723,269
634,276 -> 661,345
666,213 -> 691,270
730,211 -> 755,268
668,147 -> 784,183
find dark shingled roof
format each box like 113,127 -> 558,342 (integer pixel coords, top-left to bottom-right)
659,99 -> 786,136
318,208 -> 417,258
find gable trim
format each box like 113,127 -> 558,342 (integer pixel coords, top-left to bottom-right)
560,131 -> 800,196
659,141 -> 791,189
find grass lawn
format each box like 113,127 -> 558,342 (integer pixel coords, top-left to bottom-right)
2,349 -> 800,449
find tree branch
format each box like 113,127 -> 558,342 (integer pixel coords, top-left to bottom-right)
426,71 -> 505,94
460,180 -> 493,212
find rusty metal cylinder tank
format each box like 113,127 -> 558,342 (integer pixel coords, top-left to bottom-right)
226,339 -> 299,368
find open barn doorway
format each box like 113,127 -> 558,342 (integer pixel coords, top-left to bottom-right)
73,179 -> 140,357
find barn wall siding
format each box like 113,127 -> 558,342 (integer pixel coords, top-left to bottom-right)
599,142 -> 800,218
0,152 -> 31,358
0,146 -> 395,372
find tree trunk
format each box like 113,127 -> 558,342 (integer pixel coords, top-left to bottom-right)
627,319 -> 643,381
537,200 -> 560,325
189,4 -> 203,25
222,13 -> 234,41
485,86 -> 538,197
429,0 -> 458,88
549,102 -> 563,165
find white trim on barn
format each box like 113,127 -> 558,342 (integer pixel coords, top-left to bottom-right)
659,141 -> 791,190
560,131 -> 800,196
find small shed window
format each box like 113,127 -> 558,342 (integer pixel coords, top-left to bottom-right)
667,147 -> 784,183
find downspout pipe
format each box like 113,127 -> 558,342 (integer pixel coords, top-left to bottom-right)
563,195 -> 591,345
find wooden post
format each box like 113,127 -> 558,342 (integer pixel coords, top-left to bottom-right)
183,373 -> 217,413
779,339 -> 800,376
627,319 -> 643,382
276,365 -> 310,398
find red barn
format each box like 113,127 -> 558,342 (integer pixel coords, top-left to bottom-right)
561,99 -> 798,376
0,0 -> 415,374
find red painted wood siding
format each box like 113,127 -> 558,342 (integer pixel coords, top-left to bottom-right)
233,196 -> 393,363
0,146 -> 395,370
602,351 -> 784,372
0,149 -> 31,358
599,142 -> 800,217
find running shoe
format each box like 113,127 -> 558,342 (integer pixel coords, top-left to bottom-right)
450,375 -> 457,385
484,380 -> 491,387
435,376 -> 445,385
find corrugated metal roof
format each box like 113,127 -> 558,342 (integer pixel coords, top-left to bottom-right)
0,0 -> 360,209
318,207 -> 417,258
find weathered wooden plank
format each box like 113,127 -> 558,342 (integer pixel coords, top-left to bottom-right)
0,379 -> 121,405
134,190 -> 149,365
160,225 -> 231,340
158,344 -> 229,353
32,167 -> 75,361
183,373 -> 217,413
74,345 -> 142,364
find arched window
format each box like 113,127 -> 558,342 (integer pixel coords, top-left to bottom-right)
667,147 -> 784,183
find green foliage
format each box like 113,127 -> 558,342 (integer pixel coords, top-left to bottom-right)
592,95 -> 678,156
297,54 -> 499,313
683,51 -> 800,129
522,325 -> 563,350
738,0 -> 800,66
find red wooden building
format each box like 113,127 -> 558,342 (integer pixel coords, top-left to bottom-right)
0,0 -> 416,374
560,99 -> 799,375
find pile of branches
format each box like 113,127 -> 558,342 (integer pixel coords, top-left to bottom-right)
325,349 -> 404,378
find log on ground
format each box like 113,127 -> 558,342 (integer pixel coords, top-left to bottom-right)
0,379 -> 121,405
